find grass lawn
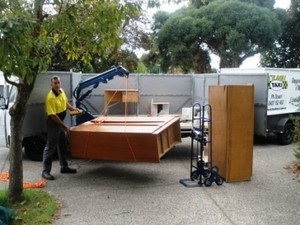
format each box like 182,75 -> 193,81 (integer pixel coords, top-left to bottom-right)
0,189 -> 59,225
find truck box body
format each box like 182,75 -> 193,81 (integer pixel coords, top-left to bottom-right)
24,72 -> 76,138
220,68 -> 300,138
0,68 -> 299,160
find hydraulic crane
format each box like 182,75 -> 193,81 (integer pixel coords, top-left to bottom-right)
73,66 -> 129,125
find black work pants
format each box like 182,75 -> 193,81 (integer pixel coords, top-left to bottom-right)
42,117 -> 68,173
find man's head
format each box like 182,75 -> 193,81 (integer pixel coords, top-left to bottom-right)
51,76 -> 61,92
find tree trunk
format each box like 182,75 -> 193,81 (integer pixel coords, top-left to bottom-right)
219,49 -> 241,68
220,56 -> 230,68
8,83 -> 33,202
7,0 -> 43,203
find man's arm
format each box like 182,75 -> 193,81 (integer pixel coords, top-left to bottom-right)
49,114 -> 69,133
67,102 -> 83,116
67,102 -> 77,111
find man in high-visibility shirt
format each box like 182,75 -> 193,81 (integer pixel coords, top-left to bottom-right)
42,75 -> 79,180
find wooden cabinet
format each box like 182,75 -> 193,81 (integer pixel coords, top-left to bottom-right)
70,116 -> 181,163
209,85 -> 254,182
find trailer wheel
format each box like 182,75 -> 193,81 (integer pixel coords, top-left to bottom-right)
277,123 -> 294,145
23,135 -> 46,161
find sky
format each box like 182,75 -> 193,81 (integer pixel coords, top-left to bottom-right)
274,0 -> 291,9
146,0 -> 291,69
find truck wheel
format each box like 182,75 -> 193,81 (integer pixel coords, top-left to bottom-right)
277,123 -> 294,145
23,135 -> 46,161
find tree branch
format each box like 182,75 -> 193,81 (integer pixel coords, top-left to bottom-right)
240,49 -> 260,63
3,73 -> 20,88
58,0 -> 63,14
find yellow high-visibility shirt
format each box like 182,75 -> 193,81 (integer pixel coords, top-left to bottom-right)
45,89 -> 68,116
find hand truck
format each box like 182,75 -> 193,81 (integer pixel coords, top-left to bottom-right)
180,103 -> 224,187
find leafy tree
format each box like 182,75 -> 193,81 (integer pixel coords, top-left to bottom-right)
239,0 -> 275,9
140,11 -> 170,73
114,49 -> 139,73
141,47 -> 162,73
147,7 -> 211,73
122,9 -> 152,51
157,0 -> 281,70
49,6 -> 151,73
152,10 -> 171,39
0,0 -> 139,202
157,8 -> 211,73
261,0 -> 300,68
189,0 -> 211,8
49,47 -> 140,73
190,0 -> 276,9
134,61 -> 148,73
197,0 -> 281,67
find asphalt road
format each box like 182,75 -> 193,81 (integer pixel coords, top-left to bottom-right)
0,137 -> 300,225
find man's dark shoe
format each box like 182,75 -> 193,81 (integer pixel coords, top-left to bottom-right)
42,172 -> 54,180
60,167 -> 77,174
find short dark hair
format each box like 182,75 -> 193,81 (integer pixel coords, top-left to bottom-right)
51,75 -> 60,82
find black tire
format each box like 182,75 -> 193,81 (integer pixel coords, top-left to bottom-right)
202,169 -> 210,178
277,123 -> 294,145
216,176 -> 224,186
204,178 -> 212,187
191,170 -> 199,180
211,166 -> 219,174
197,160 -> 205,168
23,135 -> 46,161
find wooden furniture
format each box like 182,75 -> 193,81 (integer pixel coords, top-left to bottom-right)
209,85 -> 254,182
70,116 -> 181,163
104,89 -> 139,115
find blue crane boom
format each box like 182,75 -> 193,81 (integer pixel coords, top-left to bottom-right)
73,66 -> 129,125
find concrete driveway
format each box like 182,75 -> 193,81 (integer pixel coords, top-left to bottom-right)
0,137 -> 299,225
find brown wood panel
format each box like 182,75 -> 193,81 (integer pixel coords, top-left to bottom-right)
209,86 -> 228,179
209,85 -> 254,182
122,91 -> 139,102
226,86 -> 254,181
70,116 -> 181,163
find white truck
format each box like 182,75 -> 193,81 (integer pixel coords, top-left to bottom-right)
218,68 -> 300,145
0,71 -> 10,147
0,67 -> 299,161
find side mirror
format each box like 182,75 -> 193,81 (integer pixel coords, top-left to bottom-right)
0,97 -> 8,110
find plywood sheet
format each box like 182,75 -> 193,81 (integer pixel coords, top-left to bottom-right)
70,116 -> 182,163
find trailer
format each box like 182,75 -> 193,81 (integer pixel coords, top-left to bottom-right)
219,68 -> 300,145
0,68 -> 299,161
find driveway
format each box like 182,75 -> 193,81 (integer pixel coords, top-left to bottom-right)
0,138 -> 299,225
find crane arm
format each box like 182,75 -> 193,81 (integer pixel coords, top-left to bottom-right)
73,66 -> 129,104
73,66 -> 129,125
